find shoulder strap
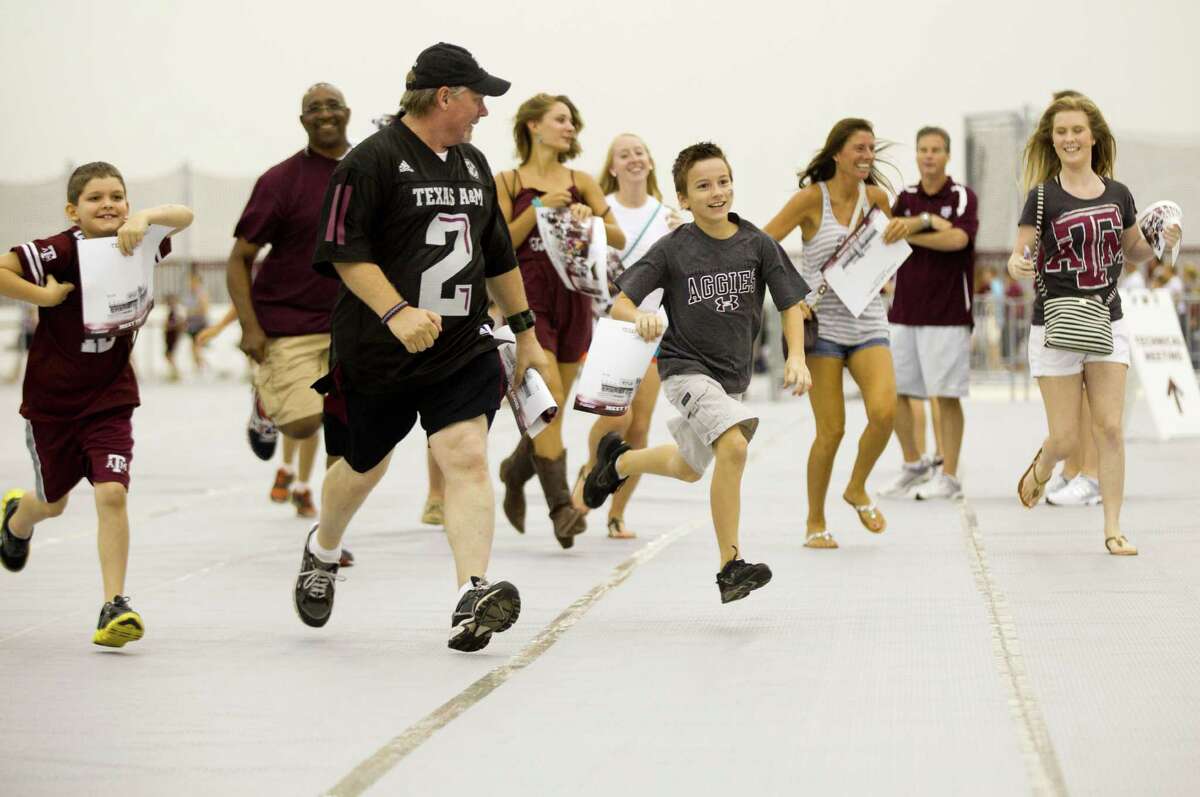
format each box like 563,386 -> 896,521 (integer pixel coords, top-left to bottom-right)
849,182 -> 870,230
620,201 -> 663,265
1033,183 -> 1048,299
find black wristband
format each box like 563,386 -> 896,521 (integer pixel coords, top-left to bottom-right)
505,309 -> 536,333
380,301 -> 409,325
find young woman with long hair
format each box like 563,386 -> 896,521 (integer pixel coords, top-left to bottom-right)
495,94 -> 626,548
765,118 -> 914,549
1009,94 -> 1181,555
570,133 -> 681,539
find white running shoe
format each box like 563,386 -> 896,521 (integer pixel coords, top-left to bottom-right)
880,456 -> 933,498
1046,474 -> 1102,506
915,472 -> 963,500
1043,473 -> 1068,498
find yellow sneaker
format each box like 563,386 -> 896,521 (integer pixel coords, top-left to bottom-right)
92,596 -> 145,648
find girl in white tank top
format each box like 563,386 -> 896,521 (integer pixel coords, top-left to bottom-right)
765,118 -> 917,550
571,133 -> 681,539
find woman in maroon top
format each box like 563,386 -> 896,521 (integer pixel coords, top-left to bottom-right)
494,93 -> 625,548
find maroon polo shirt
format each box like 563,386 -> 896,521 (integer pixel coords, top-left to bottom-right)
888,176 -> 979,327
234,148 -> 342,336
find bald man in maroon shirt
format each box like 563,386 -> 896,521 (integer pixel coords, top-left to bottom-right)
228,83 -> 350,534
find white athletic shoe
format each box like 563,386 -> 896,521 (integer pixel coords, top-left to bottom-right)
1046,474 -> 1102,506
915,472 -> 963,500
880,456 -> 933,498
1043,473 -> 1068,499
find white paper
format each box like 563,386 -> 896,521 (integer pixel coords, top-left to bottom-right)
1121,287 -> 1200,439
573,314 -> 666,416
494,326 -> 558,438
1137,200 -> 1183,265
77,225 -> 171,339
534,208 -> 610,306
821,209 -> 912,318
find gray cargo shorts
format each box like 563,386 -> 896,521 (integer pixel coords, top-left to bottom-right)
661,373 -> 759,475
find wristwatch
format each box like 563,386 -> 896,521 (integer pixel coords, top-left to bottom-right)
920,212 -> 932,230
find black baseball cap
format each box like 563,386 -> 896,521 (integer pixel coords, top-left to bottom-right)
406,43 -> 511,97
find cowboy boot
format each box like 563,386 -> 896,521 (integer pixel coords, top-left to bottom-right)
499,436 -> 535,533
532,451 -> 587,549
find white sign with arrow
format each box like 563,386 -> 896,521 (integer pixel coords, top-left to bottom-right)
1121,287 -> 1200,440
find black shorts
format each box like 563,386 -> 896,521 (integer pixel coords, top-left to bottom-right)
322,393 -> 349,459
340,350 -> 505,473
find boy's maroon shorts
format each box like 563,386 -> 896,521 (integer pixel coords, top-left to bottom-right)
25,406 -> 134,503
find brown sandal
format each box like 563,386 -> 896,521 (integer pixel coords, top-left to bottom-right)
1018,448 -> 1051,508
606,517 -> 637,539
1105,535 -> 1138,556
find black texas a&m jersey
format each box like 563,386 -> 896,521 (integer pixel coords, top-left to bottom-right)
313,113 -> 517,392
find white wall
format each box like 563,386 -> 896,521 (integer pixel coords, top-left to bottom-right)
5,0 -> 1196,251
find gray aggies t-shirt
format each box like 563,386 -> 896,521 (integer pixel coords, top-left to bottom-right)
616,214 -> 807,394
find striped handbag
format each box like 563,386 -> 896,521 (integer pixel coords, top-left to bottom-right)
1032,184 -> 1116,356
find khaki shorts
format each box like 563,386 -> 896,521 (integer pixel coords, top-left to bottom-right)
661,373 -> 759,475
253,333 -> 330,427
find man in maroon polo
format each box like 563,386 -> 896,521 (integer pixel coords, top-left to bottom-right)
228,83 -> 351,559
881,126 -> 979,500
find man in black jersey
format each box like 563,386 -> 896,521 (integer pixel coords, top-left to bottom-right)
293,43 -> 548,653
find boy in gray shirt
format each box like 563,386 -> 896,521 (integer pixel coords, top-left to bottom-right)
583,142 -> 811,603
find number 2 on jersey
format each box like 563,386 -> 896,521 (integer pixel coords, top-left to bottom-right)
419,214 -> 472,316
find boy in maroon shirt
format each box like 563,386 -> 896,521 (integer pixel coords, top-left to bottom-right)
0,162 -> 193,648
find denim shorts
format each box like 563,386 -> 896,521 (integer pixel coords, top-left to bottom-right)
807,336 -> 889,359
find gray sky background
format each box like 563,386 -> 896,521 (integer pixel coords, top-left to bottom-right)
4,0 -> 1196,248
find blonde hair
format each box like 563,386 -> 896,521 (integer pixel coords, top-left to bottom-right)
399,71 -> 466,118
597,133 -> 662,200
513,93 -> 583,164
1022,95 -> 1116,192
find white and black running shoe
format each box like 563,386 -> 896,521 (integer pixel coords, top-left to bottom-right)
247,389 -> 278,461
448,577 -> 521,653
294,526 -> 342,628
716,558 -> 773,604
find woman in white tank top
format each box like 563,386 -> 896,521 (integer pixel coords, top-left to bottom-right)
570,133 -> 681,538
765,118 -> 915,549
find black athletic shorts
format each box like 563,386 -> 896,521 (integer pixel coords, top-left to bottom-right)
337,350 -> 505,473
322,393 -> 349,459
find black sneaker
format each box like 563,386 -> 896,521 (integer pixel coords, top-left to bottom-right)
294,526 -> 342,628
92,595 -> 145,647
582,432 -> 631,509
716,559 -> 773,604
0,489 -> 31,573
448,577 -> 521,653
247,390 -> 278,461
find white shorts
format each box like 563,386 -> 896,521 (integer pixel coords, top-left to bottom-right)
1028,318 -> 1131,377
661,374 -> 758,475
890,324 -> 971,399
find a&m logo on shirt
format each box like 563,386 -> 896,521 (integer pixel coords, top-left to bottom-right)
106,454 -> 129,474
463,158 -> 480,180
39,245 -> 56,262
687,269 -> 756,313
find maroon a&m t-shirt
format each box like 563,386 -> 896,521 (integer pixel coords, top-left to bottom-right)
888,176 -> 979,327
11,227 -> 171,421
234,148 -> 342,336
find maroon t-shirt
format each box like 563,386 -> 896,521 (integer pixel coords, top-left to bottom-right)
888,177 -> 979,327
11,227 -> 171,421
234,148 -> 342,336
